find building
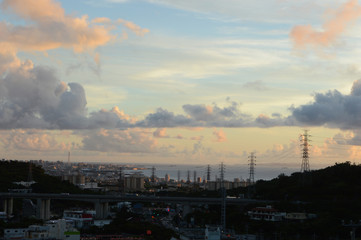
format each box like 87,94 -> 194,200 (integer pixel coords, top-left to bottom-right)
124,173 -> 145,192
285,212 -> 317,221
205,226 -> 221,240
248,206 -> 286,222
63,210 -> 94,229
62,174 -> 85,185
4,219 -> 80,240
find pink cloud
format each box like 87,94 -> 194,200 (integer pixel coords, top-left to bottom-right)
191,136 -> 203,141
290,0 -> 361,50
175,134 -> 184,139
213,129 -> 227,142
117,19 -> 150,36
0,0 -> 148,75
153,128 -> 169,138
2,129 -> 71,152
82,128 -> 157,153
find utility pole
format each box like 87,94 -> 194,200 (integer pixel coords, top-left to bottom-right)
300,130 -> 311,172
248,152 -> 256,185
220,162 -> 226,231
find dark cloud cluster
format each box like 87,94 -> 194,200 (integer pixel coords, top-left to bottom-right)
0,66 -> 127,129
291,79 -> 361,129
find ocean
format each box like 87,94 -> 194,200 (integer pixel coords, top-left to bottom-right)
122,163 -> 300,182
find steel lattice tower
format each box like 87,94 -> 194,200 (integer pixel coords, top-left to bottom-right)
219,162 -> 226,231
248,152 -> 256,185
300,130 -> 311,172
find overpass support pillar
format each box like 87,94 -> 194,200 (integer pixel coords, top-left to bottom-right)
36,199 -> 50,220
2,198 -> 13,217
95,202 -> 109,219
182,204 -> 192,218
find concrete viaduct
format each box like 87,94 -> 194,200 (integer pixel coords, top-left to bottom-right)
0,192 -> 264,220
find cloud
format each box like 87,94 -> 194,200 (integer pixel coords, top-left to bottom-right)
0,65 -> 135,129
153,128 -> 169,138
213,129 -> 227,142
0,66 -> 294,130
0,0 -> 114,54
117,19 -> 150,36
243,80 -> 269,91
81,128 -> 157,153
0,0 -> 148,75
136,108 -> 196,128
291,79 -> 361,129
190,136 -> 204,141
290,0 -> 361,52
2,129 -> 71,152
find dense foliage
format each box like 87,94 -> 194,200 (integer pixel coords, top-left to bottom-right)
0,160 -> 87,194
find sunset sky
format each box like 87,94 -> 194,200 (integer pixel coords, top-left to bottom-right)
2,0 -> 361,170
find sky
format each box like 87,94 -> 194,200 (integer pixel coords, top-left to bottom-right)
2,0 -> 361,173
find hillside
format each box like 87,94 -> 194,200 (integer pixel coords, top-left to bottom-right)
255,161 -> 361,202
0,160 -> 86,194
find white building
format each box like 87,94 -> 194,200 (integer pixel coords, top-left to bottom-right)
205,226 -> 221,240
248,205 -> 286,222
63,210 -> 94,229
4,219 -> 80,240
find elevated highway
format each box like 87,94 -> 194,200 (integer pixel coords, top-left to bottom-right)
0,192 -> 266,219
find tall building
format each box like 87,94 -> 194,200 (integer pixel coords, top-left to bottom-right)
124,173 -> 145,192
165,173 -> 170,182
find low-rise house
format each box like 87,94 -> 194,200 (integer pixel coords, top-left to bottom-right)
248,205 -> 286,222
63,210 -> 95,229
4,219 -> 79,240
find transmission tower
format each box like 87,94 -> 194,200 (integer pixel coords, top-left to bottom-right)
300,130 -> 311,172
219,162 -> 226,231
248,152 -> 256,185
206,164 -> 211,182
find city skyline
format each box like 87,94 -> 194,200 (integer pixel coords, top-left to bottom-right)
1,0 -> 361,168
